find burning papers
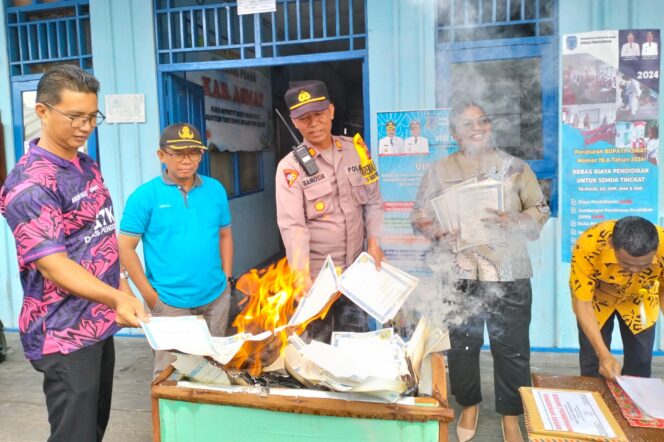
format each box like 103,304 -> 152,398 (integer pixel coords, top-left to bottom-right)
283,318 -> 449,401
431,178 -> 504,251
142,256 -> 447,400
288,256 -> 340,327
140,317 -> 273,365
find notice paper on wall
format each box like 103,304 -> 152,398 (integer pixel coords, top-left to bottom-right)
237,0 -> 276,15
104,94 -> 145,123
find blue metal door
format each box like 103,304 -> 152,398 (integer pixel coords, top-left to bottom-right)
163,73 -> 209,175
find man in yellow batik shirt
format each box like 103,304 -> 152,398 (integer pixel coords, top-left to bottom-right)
570,216 -> 664,380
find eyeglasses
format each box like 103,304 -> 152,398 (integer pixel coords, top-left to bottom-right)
460,117 -> 491,130
43,102 -> 106,128
160,148 -> 204,162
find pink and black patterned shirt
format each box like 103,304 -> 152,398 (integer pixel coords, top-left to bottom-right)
0,140 -> 120,360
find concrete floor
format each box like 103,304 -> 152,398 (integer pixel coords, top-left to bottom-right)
1,332 -> 663,442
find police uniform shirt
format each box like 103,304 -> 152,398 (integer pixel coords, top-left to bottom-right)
275,135 -> 383,275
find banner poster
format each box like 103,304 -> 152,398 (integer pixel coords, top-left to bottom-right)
377,109 -> 456,299
561,29 -> 660,262
186,69 -> 273,152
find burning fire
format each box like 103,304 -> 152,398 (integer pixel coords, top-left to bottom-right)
226,258 -> 338,375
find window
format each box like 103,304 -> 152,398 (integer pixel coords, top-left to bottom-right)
154,0 -> 366,66
437,0 -> 555,43
436,0 -> 558,213
209,149 -> 263,198
5,0 -> 98,161
6,0 -> 93,76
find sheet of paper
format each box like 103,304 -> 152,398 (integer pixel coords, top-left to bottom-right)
289,255 -> 339,327
331,329 -> 402,380
339,253 -> 419,323
141,316 -> 217,356
104,94 -> 145,123
331,328 -> 393,348
298,340 -> 367,380
455,180 -> 505,250
172,354 -> 230,385
616,375 -> 664,419
431,178 -> 505,251
431,192 -> 456,233
209,331 -> 273,365
532,389 -> 617,437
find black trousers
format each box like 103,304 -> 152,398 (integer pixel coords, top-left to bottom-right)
31,337 -> 115,442
446,279 -> 532,415
578,311 -> 656,378
307,295 -> 368,343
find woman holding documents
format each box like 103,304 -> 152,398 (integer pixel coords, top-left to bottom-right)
411,101 -> 550,442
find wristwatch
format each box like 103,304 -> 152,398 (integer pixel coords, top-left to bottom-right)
228,276 -> 236,287
120,269 -> 129,280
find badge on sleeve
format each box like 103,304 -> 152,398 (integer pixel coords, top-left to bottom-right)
352,134 -> 379,184
284,169 -> 299,188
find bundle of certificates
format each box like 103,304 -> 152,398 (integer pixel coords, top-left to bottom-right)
430,177 -> 505,251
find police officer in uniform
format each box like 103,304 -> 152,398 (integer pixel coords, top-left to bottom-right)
276,80 -> 384,341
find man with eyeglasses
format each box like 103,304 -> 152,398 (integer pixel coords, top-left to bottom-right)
119,123 -> 233,378
0,64 -> 147,441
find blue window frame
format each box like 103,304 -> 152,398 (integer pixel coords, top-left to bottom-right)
154,0 -> 366,66
436,0 -> 559,215
5,0 -> 98,162
155,1 -> 368,199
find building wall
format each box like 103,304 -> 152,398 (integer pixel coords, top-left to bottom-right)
0,0 -> 280,330
366,0 -> 664,350
1,0 -> 662,350
0,0 -> 20,332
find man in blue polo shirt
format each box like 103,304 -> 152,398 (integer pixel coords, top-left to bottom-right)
119,123 -> 233,377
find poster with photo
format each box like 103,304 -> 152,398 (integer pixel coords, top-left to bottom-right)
561,30 -> 660,262
377,109 -> 455,279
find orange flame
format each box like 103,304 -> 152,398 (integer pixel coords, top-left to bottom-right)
226,257 -> 338,376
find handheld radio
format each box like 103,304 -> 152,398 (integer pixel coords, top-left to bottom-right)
275,108 -> 319,177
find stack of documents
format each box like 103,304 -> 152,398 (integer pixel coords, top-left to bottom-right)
431,178 -> 504,251
613,376 -> 664,424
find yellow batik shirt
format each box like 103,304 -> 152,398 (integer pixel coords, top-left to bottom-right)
570,220 -> 664,334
